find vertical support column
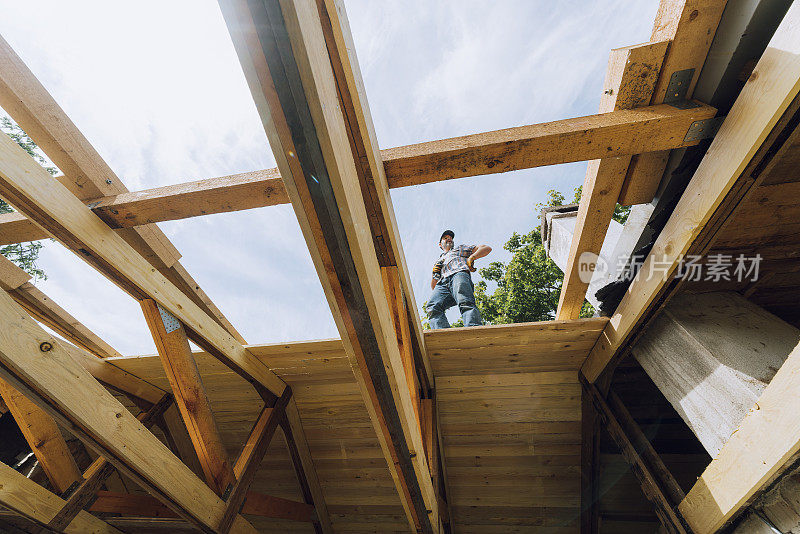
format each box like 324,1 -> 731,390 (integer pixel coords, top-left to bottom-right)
580,390 -> 600,534
0,378 -> 81,494
140,299 -> 235,497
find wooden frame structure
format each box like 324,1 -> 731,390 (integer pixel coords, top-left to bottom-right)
0,0 -> 798,533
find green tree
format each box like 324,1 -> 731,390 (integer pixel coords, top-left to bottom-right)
0,116 -> 54,280
421,187 -> 629,327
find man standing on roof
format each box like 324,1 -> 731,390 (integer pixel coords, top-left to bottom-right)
426,230 -> 492,329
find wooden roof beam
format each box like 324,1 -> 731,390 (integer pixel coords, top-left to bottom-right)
218,0 -> 438,530
0,131 -> 286,399
556,41 -> 670,320
677,8 -> 800,532
0,33 -> 246,344
580,0 -> 800,386
0,101 -> 718,247
620,0 -> 729,205
0,288 -> 260,533
141,299 -> 236,497
0,378 -> 82,494
0,461 -> 122,534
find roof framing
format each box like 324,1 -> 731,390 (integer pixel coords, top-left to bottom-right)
0,101 -> 716,247
217,0 -> 443,529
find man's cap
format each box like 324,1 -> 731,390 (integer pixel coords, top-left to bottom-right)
440,230 -> 454,240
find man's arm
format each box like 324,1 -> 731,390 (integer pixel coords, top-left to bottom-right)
431,259 -> 443,290
467,244 -> 492,271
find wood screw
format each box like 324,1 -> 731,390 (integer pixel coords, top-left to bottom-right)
39,342 -> 53,352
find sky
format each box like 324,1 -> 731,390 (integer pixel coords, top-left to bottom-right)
0,0 -> 659,356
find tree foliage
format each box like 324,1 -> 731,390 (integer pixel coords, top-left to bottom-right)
0,116 -> 53,280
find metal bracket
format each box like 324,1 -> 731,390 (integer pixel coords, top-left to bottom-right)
156,303 -> 181,334
684,116 -> 726,143
664,68 -> 695,104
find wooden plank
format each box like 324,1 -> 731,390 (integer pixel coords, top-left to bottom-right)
63,342 -> 166,405
0,131 -> 285,398
89,490 -> 317,523
217,0 -> 441,531
0,287 -> 259,533
556,42 -> 669,320
607,391 -> 684,506
47,394 -> 172,531
141,299 -> 236,496
622,0 -> 729,205
219,389 -> 292,534
283,398 -> 334,534
0,461 -> 121,534
678,339 -> 800,532
580,390 -> 600,534
382,266 -> 419,426
10,280 -> 123,359
0,377 -> 81,494
317,0 -> 432,390
581,375 -> 688,533
581,2 -> 800,383
0,98 -> 714,249
0,33 -> 248,345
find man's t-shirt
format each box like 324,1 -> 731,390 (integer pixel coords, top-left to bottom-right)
433,244 -> 476,282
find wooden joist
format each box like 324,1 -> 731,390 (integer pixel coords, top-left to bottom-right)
0,461 -> 122,534
581,0 -> 800,384
141,299 -> 236,497
621,0 -> 729,205
218,0 -> 439,530
581,376 -> 688,533
219,389 -> 292,534
0,104 -> 717,248
282,398 -> 333,534
47,394 -> 173,531
0,378 -> 81,494
556,41 -> 670,320
0,33 -> 245,345
0,254 -> 122,359
89,490 -> 318,523
0,131 -> 285,398
0,287 -> 260,533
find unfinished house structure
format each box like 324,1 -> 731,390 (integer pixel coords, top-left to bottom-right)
0,0 -> 798,532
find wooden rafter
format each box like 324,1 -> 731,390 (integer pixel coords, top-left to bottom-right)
622,0 -> 729,204
0,461 -> 121,534
556,41 -> 669,320
0,254 -> 122,359
90,490 -> 318,523
0,378 -> 81,494
219,389 -> 292,533
46,393 -> 173,531
0,286 -> 260,533
141,299 -> 236,497
581,376 -> 688,533
282,399 -> 333,534
218,0 -> 441,529
0,102 -> 718,248
0,33 -> 246,345
581,0 -> 800,384
0,130 -> 285,399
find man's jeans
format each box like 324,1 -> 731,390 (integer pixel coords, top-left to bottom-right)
427,271 -> 483,329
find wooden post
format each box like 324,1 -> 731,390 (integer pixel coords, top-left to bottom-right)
141,298 -> 235,497
0,378 -> 81,494
218,389 -> 292,534
47,394 -> 173,531
580,390 -> 601,534
581,374 -> 688,534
